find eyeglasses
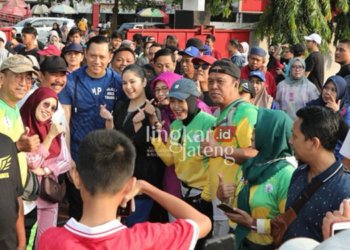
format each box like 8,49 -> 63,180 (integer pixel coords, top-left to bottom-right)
42,101 -> 57,113
154,86 -> 168,93
194,63 -> 210,70
291,65 -> 304,70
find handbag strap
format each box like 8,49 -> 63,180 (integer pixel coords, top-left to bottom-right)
291,163 -> 343,213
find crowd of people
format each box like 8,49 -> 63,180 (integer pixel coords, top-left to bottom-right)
0,20 -> 350,250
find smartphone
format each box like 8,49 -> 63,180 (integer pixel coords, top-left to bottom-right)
217,203 -> 239,214
117,201 -> 132,217
330,221 -> 350,236
204,234 -> 236,250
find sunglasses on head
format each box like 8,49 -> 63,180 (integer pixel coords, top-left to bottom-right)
194,63 -> 210,70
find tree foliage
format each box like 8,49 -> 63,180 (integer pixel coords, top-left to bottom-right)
256,0 -> 349,50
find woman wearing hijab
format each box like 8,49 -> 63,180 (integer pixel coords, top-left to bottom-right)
20,88 -> 71,249
307,75 -> 350,123
51,22 -> 62,39
249,70 -> 279,109
239,42 -> 249,66
217,108 -> 296,250
307,75 -> 350,159
48,31 -> 64,50
150,72 -> 213,202
276,57 -> 319,120
151,78 -> 216,249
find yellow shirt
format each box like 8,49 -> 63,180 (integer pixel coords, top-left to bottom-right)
0,99 -> 27,185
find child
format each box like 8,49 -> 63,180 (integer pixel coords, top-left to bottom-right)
38,129 -> 211,250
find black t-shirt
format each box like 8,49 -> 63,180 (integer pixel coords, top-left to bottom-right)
17,47 -> 40,63
113,100 -> 165,189
0,133 -> 23,250
305,51 -> 324,92
337,64 -> 350,78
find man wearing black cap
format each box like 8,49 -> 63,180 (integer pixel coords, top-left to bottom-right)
241,46 -> 276,97
200,59 -> 258,237
18,27 -> 40,62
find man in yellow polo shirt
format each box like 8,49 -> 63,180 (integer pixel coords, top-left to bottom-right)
200,59 -> 258,236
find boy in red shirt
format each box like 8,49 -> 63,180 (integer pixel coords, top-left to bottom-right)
39,129 -> 211,250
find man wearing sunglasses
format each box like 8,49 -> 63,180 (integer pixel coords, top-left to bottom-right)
192,55 -> 216,107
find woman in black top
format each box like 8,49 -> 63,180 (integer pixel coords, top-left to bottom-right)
100,64 -> 165,227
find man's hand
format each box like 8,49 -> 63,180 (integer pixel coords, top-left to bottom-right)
120,178 -> 142,210
322,199 -> 350,240
16,127 -> 40,152
216,173 -> 236,204
225,207 -> 254,229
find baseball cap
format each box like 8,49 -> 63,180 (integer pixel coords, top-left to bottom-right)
192,55 -> 216,65
249,70 -> 266,82
186,38 -> 205,51
40,56 -> 67,73
62,43 -> 84,55
168,78 -> 200,100
304,33 -> 322,45
203,45 -> 212,55
0,55 -> 39,75
179,46 -> 200,57
0,31 -> 7,44
250,47 -> 267,57
240,79 -> 256,98
38,45 -> 61,56
209,59 -> 241,79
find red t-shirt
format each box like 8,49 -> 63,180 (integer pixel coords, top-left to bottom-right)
241,65 -> 277,98
212,49 -> 222,60
38,218 -> 199,250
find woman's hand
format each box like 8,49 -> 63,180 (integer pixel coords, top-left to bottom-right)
133,108 -> 146,123
225,207 -> 254,229
31,168 -> 46,176
100,104 -> 113,121
143,99 -> 156,116
216,173 -> 236,204
325,95 -> 341,112
48,122 -> 63,138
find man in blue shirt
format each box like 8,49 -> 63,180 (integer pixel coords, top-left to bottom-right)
59,36 -> 123,219
284,106 -> 350,242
